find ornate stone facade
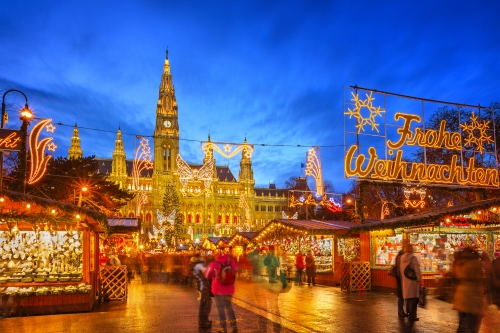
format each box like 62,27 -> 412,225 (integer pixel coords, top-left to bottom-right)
68,52 -> 288,237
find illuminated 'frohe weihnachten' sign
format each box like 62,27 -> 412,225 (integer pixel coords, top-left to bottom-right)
345,112 -> 498,187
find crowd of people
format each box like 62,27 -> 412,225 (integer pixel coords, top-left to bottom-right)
391,244 -> 500,333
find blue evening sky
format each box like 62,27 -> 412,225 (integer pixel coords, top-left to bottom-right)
1,1 -> 499,192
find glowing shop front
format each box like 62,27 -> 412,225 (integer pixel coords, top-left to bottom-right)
350,197 -> 500,291
0,190 -> 108,316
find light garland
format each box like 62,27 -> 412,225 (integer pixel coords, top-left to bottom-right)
238,192 -> 250,220
28,119 -> 56,184
132,137 -> 153,214
201,141 -> 254,159
344,91 -> 385,133
288,190 -> 342,212
305,147 -> 324,196
460,111 -> 494,155
404,186 -> 426,208
281,211 -> 298,219
176,154 -> 214,196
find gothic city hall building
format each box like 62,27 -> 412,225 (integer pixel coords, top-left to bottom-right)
67,53 -> 290,238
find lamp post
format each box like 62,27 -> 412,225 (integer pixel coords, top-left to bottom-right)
1,89 -> 31,190
77,186 -> 88,207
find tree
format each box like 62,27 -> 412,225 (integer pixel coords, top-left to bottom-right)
161,180 -> 183,247
7,156 -> 134,214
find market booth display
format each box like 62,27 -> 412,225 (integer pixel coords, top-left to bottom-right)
0,189 -> 108,316
250,219 -> 362,287
98,217 -> 140,302
348,197 -> 500,292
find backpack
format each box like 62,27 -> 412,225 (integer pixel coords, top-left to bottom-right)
216,260 -> 236,285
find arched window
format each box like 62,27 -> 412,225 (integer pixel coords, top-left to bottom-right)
225,215 -> 230,223
117,212 -> 122,217
188,214 -> 192,224
195,214 -> 200,223
207,214 -> 211,224
146,213 -> 152,222
180,215 -> 185,223
218,215 -> 222,223
233,216 -> 238,224
128,212 -> 135,217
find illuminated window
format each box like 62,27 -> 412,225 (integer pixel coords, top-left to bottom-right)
233,216 -> 238,224
268,206 -> 272,212
255,205 -> 259,211
226,215 -> 230,223
128,212 -> 134,217
275,206 -> 280,212
180,215 -> 185,223
261,205 -> 265,211
167,149 -> 171,170
218,215 -> 222,223
188,214 -> 192,223
146,213 -> 151,222
196,214 -> 200,223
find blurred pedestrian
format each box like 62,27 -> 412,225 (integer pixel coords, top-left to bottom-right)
399,244 -> 421,322
391,250 -> 408,319
192,253 -> 212,329
453,247 -> 485,333
480,251 -> 493,304
205,250 -> 238,333
491,256 -> 500,308
305,250 -> 316,286
263,247 -> 279,283
295,252 -> 305,286
253,248 -> 283,333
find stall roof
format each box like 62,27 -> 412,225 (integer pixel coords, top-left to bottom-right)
227,232 -> 258,246
108,217 -> 139,227
208,237 -> 230,245
348,197 -> 500,233
0,189 -> 110,235
107,217 -> 140,233
273,219 -> 360,233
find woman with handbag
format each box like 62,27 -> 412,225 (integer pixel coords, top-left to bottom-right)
399,244 -> 422,322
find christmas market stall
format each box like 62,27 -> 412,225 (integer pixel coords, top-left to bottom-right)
0,189 -> 108,316
251,219 -> 361,287
227,232 -> 258,279
98,217 -> 140,302
348,197 -> 500,292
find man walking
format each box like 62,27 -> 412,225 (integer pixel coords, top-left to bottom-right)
205,251 -> 238,333
192,253 -> 212,329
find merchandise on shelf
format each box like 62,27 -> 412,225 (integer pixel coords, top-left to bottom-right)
0,230 -> 84,282
373,235 -> 403,266
409,232 -> 488,274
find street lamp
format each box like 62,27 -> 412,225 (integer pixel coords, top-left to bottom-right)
77,186 -> 88,207
1,89 -> 31,190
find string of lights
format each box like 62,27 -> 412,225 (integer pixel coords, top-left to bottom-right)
54,122 -> 344,149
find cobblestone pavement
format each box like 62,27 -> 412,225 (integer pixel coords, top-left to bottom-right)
2,278 -> 500,333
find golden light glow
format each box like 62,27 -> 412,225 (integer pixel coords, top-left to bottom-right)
305,147 -> 324,196
344,91 -> 385,133
238,192 -> 250,220
51,209 -> 56,214
345,112 -> 499,187
76,214 -> 81,219
45,123 -> 56,133
20,106 -> 33,120
0,197 -> 4,202
28,119 -> 55,185
132,137 -> 154,214
26,204 -> 31,209
201,141 -> 254,159
460,112 -> 494,155
403,187 -> 426,209
177,154 -> 214,196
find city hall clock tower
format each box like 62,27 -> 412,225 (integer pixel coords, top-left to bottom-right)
153,50 -> 180,206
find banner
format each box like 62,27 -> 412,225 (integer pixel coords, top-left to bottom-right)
0,129 -> 22,151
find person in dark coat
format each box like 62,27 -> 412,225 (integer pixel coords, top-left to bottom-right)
393,250 -> 408,319
491,256 -> 500,309
305,250 -> 316,286
295,252 -> 305,286
192,253 -> 212,328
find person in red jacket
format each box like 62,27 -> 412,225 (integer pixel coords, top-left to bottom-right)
295,252 -> 305,286
205,252 -> 238,333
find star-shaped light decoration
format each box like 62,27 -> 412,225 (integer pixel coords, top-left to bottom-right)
224,144 -> 232,153
460,111 -> 494,155
45,123 -> 56,133
47,142 -> 57,152
345,91 -> 385,133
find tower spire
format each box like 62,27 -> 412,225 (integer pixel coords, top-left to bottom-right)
111,128 -> 127,184
68,124 -> 83,159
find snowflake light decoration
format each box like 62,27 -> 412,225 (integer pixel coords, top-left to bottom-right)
404,187 -> 426,208
345,91 -> 385,133
460,111 -> 494,154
